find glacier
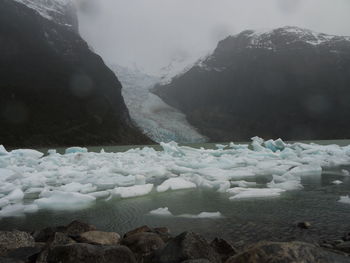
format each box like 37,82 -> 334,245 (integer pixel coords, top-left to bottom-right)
1,137 -> 350,218
111,64 -> 207,143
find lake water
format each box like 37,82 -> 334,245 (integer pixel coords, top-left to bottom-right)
1,140 -> 350,246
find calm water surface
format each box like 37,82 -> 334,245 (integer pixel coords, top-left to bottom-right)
1,140 -> 350,246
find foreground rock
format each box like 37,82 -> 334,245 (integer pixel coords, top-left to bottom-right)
0,231 -> 35,256
1,221 -> 350,263
210,238 -> 237,262
32,220 -> 95,242
77,231 -> 120,246
47,243 -> 136,263
336,242 -> 350,254
121,232 -> 165,262
154,232 -> 221,263
225,241 -> 350,263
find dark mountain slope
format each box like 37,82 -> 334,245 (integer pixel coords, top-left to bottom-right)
154,27 -> 350,142
0,0 -> 151,147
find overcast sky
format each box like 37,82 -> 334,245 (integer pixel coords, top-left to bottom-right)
77,0 -> 350,75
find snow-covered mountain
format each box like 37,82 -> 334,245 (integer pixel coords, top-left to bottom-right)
13,0 -> 78,31
190,26 -> 350,74
154,26 -> 350,142
111,64 -> 207,143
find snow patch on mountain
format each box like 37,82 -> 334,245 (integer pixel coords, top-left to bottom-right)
111,65 -> 207,143
13,0 -> 77,29
245,26 -> 350,49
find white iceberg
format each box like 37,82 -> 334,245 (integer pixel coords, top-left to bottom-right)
338,196 -> 350,204
157,178 -> 196,192
228,187 -> 285,199
149,207 -> 173,216
112,184 -> 153,198
34,191 -> 96,210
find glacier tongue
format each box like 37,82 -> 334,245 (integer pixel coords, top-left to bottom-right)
111,64 -> 207,143
1,138 -> 350,218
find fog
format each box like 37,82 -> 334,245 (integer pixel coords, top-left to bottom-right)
77,0 -> 350,75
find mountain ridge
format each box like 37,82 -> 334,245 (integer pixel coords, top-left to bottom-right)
0,0 -> 152,147
154,26 -> 350,142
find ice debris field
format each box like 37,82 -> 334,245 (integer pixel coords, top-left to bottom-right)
1,137 -> 350,218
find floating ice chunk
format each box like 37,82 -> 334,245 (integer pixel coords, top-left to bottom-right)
216,181 -> 231,193
230,180 -> 257,188
89,191 -> 111,199
34,191 -> 96,210
264,139 -> 286,152
148,208 -> 223,218
149,207 -> 173,216
23,204 -> 39,213
160,141 -> 185,157
216,144 -> 227,150
267,179 -> 303,191
157,178 -> 196,192
65,147 -> 88,154
342,169 -> 350,176
289,165 -> 322,177
0,168 -> 15,178
228,187 -> 285,199
7,189 -> 24,203
60,182 -> 97,194
0,204 -> 26,217
0,145 -> 8,156
135,175 -> 146,185
338,196 -> 350,204
0,198 -> 9,208
112,184 -> 153,198
24,188 -> 44,194
178,212 -> 223,219
332,180 -> 343,185
10,149 -> 43,159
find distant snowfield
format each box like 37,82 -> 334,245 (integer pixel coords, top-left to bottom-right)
111,64 -> 207,143
1,137 -> 350,218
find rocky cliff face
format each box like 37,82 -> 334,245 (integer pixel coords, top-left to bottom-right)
0,0 -> 151,147
154,26 -> 350,142
13,0 -> 78,32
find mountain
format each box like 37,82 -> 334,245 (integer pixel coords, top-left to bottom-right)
110,65 -> 207,143
0,0 -> 151,147
154,26 -> 350,142
13,0 -> 78,32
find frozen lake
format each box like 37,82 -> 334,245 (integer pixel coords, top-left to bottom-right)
1,139 -> 350,245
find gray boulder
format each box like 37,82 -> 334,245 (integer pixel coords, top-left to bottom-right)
121,232 -> 164,262
0,231 -> 35,256
47,243 -> 136,263
335,241 -> 350,254
154,232 -> 221,263
77,231 -> 120,246
225,241 -> 350,263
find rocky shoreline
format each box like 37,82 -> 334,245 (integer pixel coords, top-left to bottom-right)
0,220 -> 349,263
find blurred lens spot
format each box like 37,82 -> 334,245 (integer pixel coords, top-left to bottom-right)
2,101 -> 28,124
305,95 -> 331,116
70,74 -> 94,98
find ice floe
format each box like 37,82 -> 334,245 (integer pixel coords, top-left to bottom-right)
157,178 -> 196,192
332,180 -> 343,185
338,196 -> 350,204
1,137 -> 350,217
148,207 -> 223,218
